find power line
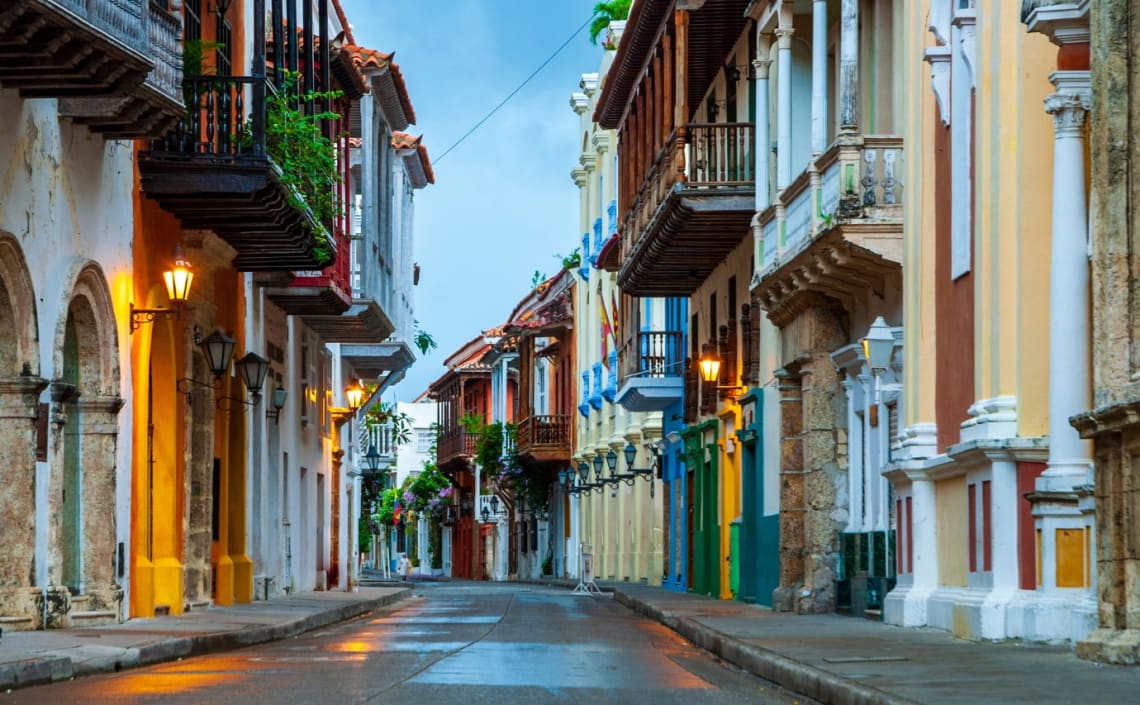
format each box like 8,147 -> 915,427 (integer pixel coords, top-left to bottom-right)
434,14 -> 595,165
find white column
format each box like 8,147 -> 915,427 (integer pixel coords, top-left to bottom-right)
811,0 -> 828,153
839,0 -> 858,131
776,26 -> 794,190
908,477 -> 938,620
753,53 -> 772,210
843,378 -> 861,533
1041,72 -> 1092,489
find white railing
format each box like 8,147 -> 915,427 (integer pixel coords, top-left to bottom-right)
759,136 -> 903,271
359,422 -> 397,470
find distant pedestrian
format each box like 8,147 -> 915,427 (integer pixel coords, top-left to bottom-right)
397,553 -> 410,581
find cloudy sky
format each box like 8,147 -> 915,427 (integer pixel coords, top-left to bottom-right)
338,0 -> 607,401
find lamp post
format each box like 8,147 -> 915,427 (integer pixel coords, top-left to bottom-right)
130,247 -> 194,333
862,316 -> 894,427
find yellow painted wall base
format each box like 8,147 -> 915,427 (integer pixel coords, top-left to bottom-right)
232,554 -> 254,603
131,557 -> 155,618
153,557 -> 185,616
1055,529 -> 1085,588
214,555 -> 234,606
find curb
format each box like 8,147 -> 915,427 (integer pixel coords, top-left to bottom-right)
0,588 -> 412,691
612,590 -> 925,705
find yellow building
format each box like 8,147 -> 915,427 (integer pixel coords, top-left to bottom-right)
569,29 -> 666,585
885,0 -> 1095,644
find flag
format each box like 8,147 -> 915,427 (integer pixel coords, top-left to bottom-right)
610,289 -> 620,344
599,281 -> 612,368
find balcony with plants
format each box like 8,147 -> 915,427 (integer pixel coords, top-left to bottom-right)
594,0 -> 754,297
0,0 -> 184,138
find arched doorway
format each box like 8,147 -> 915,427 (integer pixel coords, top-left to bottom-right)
53,264 -> 122,626
0,234 -> 43,628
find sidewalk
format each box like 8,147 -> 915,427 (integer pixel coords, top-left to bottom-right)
0,586 -> 410,691
604,583 -> 1140,705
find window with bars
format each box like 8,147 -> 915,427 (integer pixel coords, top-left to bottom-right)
184,0 -> 202,44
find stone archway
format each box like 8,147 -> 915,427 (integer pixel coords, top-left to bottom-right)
0,234 -> 44,629
50,263 -> 122,627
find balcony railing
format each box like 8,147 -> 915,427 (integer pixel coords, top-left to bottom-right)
438,430 -> 478,467
619,331 -> 684,383
618,122 -> 756,296
359,422 -> 398,462
516,415 -> 572,456
0,0 -> 182,138
759,136 -> 904,272
138,74 -> 335,271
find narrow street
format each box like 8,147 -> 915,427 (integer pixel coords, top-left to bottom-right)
0,584 -> 812,705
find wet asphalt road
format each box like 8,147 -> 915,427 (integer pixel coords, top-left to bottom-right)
3,583 -> 815,705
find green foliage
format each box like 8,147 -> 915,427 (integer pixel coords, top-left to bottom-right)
499,457 -> 552,521
375,487 -> 400,526
406,523 -> 418,565
181,39 -> 224,77
531,270 -> 547,289
262,71 -> 341,265
363,398 -> 413,447
413,321 -> 438,356
430,523 -> 443,570
460,413 -> 516,478
357,513 -> 372,554
542,555 -> 553,576
589,0 -> 632,47
556,249 -> 582,271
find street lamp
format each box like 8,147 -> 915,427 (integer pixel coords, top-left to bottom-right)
489,494 -> 499,516
697,344 -> 745,394
620,442 -> 661,498
481,505 -> 491,523
862,315 -> 895,427
265,385 -> 287,422
214,351 -> 270,409
130,247 -> 194,333
345,380 -> 365,412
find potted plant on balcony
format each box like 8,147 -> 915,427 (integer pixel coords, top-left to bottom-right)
589,0 -> 631,48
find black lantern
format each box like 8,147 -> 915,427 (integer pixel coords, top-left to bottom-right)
577,461 -> 589,483
606,448 -> 618,476
592,453 -> 603,479
624,442 -> 637,469
266,385 -> 287,422
481,505 -> 491,523
364,444 -> 383,473
489,494 -> 499,515
236,352 -> 270,400
200,330 -> 236,378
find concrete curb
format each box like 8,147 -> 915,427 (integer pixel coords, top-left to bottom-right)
612,590 -> 925,705
0,588 -> 412,691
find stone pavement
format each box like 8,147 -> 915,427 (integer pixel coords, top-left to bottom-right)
4,578 -> 1138,704
604,582 -> 1140,705
0,586 -> 410,691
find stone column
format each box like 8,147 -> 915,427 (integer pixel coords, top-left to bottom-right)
839,0 -> 859,131
77,396 -> 125,621
0,378 -> 47,629
1042,73 -> 1092,489
773,369 -> 803,612
775,26 -> 794,190
811,0 -> 829,153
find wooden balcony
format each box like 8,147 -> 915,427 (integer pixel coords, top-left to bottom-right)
618,122 -> 755,296
753,136 -> 904,326
438,430 -> 478,471
515,414 -> 572,464
138,75 -> 333,272
0,0 -> 184,139
616,331 -> 685,412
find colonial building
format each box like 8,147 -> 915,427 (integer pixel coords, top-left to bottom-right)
571,31 -> 669,588
886,0 -> 1095,644
0,0 -> 184,629
429,336 -> 497,580
746,0 -> 904,616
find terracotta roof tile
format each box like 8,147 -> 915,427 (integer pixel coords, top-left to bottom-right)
346,45 -> 417,126
391,132 -> 435,185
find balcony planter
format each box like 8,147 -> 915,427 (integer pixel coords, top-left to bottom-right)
138,74 -> 339,271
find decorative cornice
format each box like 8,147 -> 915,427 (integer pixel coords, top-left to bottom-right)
752,58 -> 772,80
570,92 -> 589,115
1024,0 -> 1090,46
570,167 -> 588,188
591,130 -> 611,155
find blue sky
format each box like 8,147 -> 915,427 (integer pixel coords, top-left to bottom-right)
338,0 -> 606,401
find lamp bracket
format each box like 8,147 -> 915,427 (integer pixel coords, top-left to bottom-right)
216,393 -> 261,411
176,376 -> 222,405
129,303 -> 182,333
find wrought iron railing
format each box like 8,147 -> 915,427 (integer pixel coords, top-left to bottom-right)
517,415 -> 572,451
